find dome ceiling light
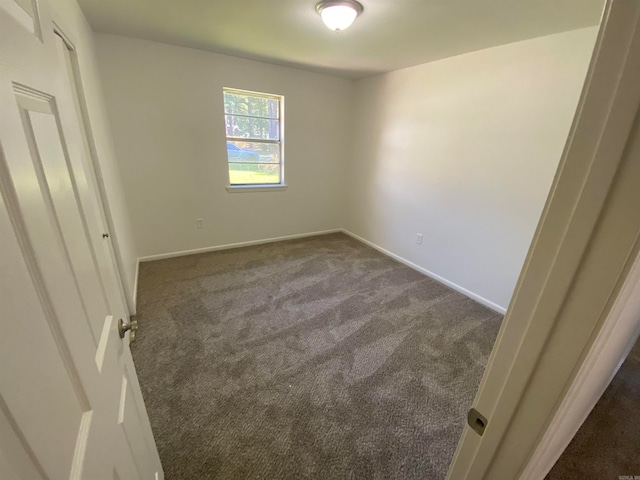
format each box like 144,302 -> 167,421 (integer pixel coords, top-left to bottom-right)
315,0 -> 364,32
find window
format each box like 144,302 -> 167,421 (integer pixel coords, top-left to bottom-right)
223,88 -> 284,188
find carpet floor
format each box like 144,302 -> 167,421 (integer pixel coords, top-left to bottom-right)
546,336 -> 640,480
132,233 -> 503,479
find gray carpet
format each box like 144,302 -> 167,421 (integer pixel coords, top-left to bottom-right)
132,233 -> 502,479
546,336 -> 640,480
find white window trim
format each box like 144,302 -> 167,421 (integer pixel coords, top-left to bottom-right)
226,184 -> 287,193
223,88 -> 285,191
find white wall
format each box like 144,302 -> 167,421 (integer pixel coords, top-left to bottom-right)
94,34 -> 354,258
91,26 -> 596,311
346,27 -> 598,311
47,0 -> 139,310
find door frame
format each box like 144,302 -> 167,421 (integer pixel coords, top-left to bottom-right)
52,25 -> 131,314
520,239 -> 640,479
446,1 -> 640,478
46,17 -> 162,472
47,7 -> 135,316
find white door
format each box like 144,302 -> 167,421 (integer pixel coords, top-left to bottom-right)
0,0 -> 163,479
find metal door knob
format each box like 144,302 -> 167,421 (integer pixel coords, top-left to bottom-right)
118,318 -> 138,341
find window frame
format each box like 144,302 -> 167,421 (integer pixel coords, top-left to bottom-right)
223,87 -> 286,192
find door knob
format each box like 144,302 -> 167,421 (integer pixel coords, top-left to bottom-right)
118,318 -> 138,341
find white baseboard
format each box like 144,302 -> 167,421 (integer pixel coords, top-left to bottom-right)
340,229 -> 507,315
137,229 -> 343,263
135,227 -> 506,315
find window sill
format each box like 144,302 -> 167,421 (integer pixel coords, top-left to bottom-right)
226,184 -> 288,193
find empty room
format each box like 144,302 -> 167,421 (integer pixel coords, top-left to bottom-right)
2,0 -> 640,479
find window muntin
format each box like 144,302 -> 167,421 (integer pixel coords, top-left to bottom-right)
223,88 -> 283,186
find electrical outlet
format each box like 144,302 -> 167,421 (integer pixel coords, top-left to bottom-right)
416,233 -> 423,245
196,218 -> 204,229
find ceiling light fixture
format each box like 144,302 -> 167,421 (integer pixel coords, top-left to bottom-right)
316,0 -> 364,32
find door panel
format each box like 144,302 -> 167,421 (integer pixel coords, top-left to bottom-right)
0,0 -> 40,37
0,0 -> 162,478
0,183 -> 95,479
17,93 -> 109,342
0,397 -> 46,480
118,364 -> 159,480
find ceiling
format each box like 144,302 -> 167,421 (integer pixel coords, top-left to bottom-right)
77,0 -> 605,79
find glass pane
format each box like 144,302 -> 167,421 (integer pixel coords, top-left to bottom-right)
229,164 -> 281,185
223,91 -> 279,118
225,115 -> 279,140
225,141 -> 280,164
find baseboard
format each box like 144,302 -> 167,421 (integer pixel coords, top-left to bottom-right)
340,229 -> 507,315
137,229 -> 343,263
135,227 -> 506,315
